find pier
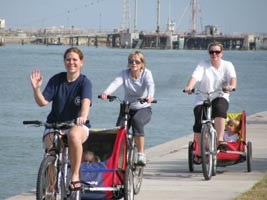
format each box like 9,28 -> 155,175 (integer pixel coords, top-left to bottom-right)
1,27 -> 267,50
33,34 -> 107,47
1,0 -> 267,50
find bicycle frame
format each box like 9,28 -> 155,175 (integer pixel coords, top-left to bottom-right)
105,96 -> 156,166
99,95 -> 156,197
200,95 -> 217,180
185,87 -> 236,180
186,89 -> 224,180
120,100 -> 138,167
23,120 -> 81,200
56,133 -> 71,199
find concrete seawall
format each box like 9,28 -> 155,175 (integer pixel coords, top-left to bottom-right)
6,111 -> 267,200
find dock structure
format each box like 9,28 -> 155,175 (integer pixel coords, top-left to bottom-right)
0,36 -> 4,46
1,27 -> 267,50
106,31 -> 263,50
1,0 -> 267,50
32,34 -> 106,47
0,19 -> 5,46
177,34 -> 254,50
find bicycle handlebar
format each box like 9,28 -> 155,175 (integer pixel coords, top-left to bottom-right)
98,95 -> 157,104
23,119 -> 89,129
183,88 -> 235,94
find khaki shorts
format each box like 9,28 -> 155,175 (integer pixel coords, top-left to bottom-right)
43,125 -> 89,150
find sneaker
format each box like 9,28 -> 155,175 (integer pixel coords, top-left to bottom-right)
137,153 -> 146,166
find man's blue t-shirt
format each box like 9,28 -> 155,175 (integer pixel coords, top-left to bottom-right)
43,72 -> 92,123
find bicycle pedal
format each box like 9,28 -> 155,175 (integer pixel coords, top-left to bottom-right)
136,162 -> 146,167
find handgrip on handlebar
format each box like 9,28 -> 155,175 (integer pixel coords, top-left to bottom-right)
138,98 -> 157,104
223,88 -> 236,92
182,89 -> 195,94
98,94 -> 117,102
23,120 -> 42,125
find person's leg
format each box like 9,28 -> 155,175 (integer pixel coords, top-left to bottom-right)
194,132 -> 201,153
131,107 -> 151,165
212,97 -> 228,150
134,135 -> 145,153
215,117 -> 226,142
43,131 -> 54,153
68,125 -> 88,189
131,107 -> 151,152
193,105 -> 203,164
42,130 -> 59,194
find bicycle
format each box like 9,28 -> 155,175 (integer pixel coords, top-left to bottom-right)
98,95 -> 157,198
22,120 -> 85,200
184,88 -> 233,180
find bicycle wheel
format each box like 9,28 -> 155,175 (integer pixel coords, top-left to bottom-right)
124,165 -> 134,200
201,124 -> 213,180
246,141 -> 252,172
64,161 -> 75,200
188,141 -> 194,172
36,155 -> 59,200
133,166 -> 144,195
127,142 -> 142,195
212,130 -> 217,176
131,144 -> 143,194
68,190 -> 81,200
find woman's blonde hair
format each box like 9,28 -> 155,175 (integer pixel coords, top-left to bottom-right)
227,118 -> 240,133
127,51 -> 146,70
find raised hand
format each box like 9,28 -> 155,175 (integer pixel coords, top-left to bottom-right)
30,69 -> 43,89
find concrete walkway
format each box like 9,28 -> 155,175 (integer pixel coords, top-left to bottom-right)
6,111 -> 267,200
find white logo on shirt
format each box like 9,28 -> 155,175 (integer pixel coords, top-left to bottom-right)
74,96 -> 81,106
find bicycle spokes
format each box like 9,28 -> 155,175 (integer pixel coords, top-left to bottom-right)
201,125 -> 214,180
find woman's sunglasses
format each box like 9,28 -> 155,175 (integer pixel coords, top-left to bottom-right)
209,50 -> 221,55
128,59 -> 142,64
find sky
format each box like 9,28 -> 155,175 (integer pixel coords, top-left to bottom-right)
1,0 -> 266,34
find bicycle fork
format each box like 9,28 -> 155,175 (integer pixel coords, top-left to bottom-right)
209,125 -> 217,157
56,147 -> 70,199
202,123 -> 217,159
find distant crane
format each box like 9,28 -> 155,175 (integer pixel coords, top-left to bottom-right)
156,0 -> 160,33
176,0 -> 203,34
191,0 -> 203,33
121,0 -> 131,32
120,0 -> 161,34
133,0 -> 138,33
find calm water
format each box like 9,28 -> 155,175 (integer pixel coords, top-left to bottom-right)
0,45 -> 266,199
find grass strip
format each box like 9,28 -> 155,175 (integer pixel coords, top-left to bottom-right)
234,173 -> 267,200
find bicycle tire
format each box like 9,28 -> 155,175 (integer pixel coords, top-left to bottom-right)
132,145 -> 143,194
201,124 -> 213,180
36,155 -> 59,200
124,165 -> 134,200
68,190 -> 81,200
246,141 -> 252,172
212,130 -> 217,176
188,141 -> 194,172
133,166 -> 144,195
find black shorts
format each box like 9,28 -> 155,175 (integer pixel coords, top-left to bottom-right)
116,107 -> 152,136
193,97 -> 229,133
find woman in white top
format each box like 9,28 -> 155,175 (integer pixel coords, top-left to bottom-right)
100,51 -> 155,166
184,42 -> 237,164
